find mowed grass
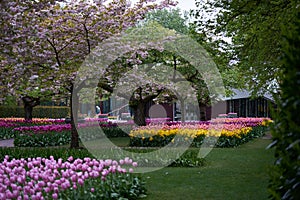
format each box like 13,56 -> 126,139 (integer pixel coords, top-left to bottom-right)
142,138 -> 274,200
17,136 -> 274,199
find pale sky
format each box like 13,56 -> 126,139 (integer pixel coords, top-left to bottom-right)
176,0 -> 197,11
129,0 -> 197,12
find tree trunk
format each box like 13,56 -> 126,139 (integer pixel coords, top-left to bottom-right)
22,96 -> 40,121
133,102 -> 147,126
24,104 -> 33,121
70,91 -> 80,148
199,103 -> 207,121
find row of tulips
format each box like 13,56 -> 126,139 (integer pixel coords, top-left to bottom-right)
160,117 -> 272,127
0,118 -> 66,125
0,118 -> 68,140
12,121 -> 127,135
129,118 -> 270,148
0,118 -> 110,125
0,119 -> 122,141
0,155 -> 144,200
12,122 -> 131,147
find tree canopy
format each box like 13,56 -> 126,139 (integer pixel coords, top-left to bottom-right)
0,0 -> 177,147
192,0 -> 297,95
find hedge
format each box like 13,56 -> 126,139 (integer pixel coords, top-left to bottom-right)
268,8 -> 300,199
0,106 -> 69,119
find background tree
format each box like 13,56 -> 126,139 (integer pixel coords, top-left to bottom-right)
93,21 -> 179,126
140,8 -> 234,120
143,8 -> 189,34
191,0 -> 295,95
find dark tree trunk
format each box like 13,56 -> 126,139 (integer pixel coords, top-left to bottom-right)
70,90 -> 80,149
129,87 -> 163,126
199,103 -> 207,121
133,102 -> 147,126
22,96 -> 40,121
24,105 -> 33,121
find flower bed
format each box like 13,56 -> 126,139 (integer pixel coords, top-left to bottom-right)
129,118 -> 271,148
1,117 -> 271,147
0,117 -> 131,146
12,122 -> 132,147
0,118 -> 66,140
0,155 -> 145,199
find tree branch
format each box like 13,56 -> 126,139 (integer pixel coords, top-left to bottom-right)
47,38 -> 62,67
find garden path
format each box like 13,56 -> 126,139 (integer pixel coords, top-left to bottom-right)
0,139 -> 14,147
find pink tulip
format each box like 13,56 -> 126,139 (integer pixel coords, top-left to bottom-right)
78,178 -> 84,186
52,193 -> 58,199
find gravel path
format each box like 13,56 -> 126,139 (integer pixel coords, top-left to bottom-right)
0,139 -> 14,147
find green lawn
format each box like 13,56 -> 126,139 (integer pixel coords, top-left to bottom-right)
3,137 -> 274,199
142,139 -> 274,200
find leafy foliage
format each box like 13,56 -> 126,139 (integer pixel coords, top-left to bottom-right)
14,131 -> 71,147
0,106 -> 69,118
192,0 -> 296,94
268,5 -> 300,200
0,127 -> 16,139
143,8 -> 189,34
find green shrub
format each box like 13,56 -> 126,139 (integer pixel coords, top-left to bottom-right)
168,149 -> 206,167
268,8 -> 300,200
103,126 -> 131,138
33,106 -> 69,118
0,106 -> 23,118
79,126 -> 131,142
14,131 -> 71,147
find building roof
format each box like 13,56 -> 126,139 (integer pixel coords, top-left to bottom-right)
222,89 -> 274,102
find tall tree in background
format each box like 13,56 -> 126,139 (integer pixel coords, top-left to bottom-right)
192,0 -> 295,95
143,8 -> 240,120
143,8 -> 189,34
